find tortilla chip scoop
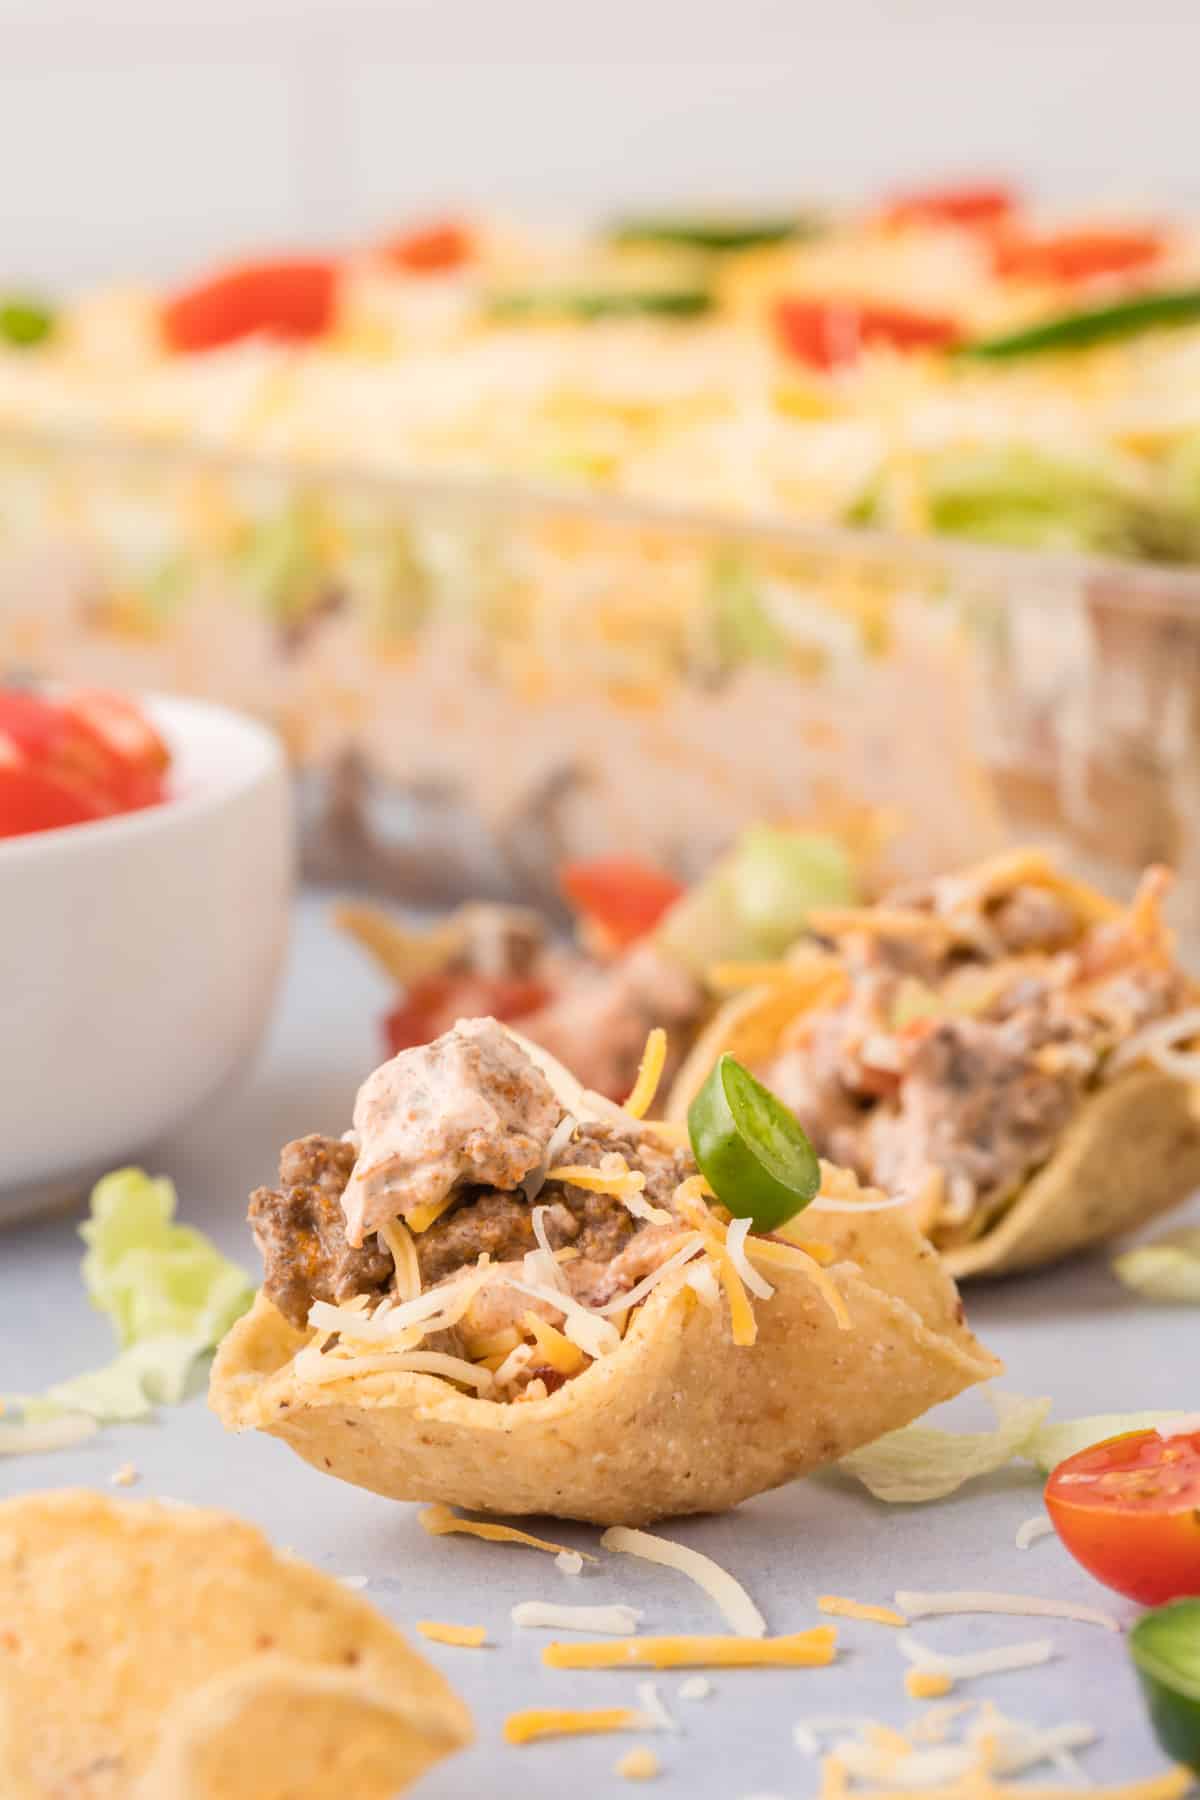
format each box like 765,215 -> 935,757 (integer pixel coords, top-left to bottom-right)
0,1489 -> 471,1799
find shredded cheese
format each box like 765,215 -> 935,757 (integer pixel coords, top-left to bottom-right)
625,1027 -> 668,1119
895,1590 -> 1122,1633
615,1747 -> 661,1780
504,1276 -> 622,1358
906,1669 -> 955,1700
406,1195 -> 458,1234
636,1681 -> 679,1734
747,1235 -> 837,1269
547,1163 -> 649,1199
542,1630 -> 836,1670
1015,1515 -> 1055,1551
601,1525 -> 767,1637
523,1311 -> 586,1377
380,1217 -> 422,1302
557,1551 -> 584,1576
416,1621 -> 487,1647
1107,1006 -> 1200,1079
593,1234 -> 708,1315
818,1595 -> 908,1627
512,1601 -> 642,1634
724,1217 -> 776,1301
504,1707 -> 645,1746
418,1503 -> 597,1561
678,1677 -> 712,1701
0,1412 -> 99,1456
898,1632 -> 1054,1681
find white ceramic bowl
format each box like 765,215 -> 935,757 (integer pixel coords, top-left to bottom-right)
0,693 -> 293,1221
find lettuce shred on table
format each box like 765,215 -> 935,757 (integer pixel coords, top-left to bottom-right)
1112,1226 -> 1200,1304
3,1168 -> 253,1445
840,1391 -> 1194,1500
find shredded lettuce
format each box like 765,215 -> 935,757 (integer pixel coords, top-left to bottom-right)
5,1168 -> 253,1438
840,1393 -> 1051,1503
1112,1227 -> 1200,1304
1027,1413 -> 1193,1473
656,824 -> 857,973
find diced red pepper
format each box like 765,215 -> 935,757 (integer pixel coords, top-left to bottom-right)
378,220 -> 473,275
772,296 -> 962,370
162,258 -> 339,353
559,858 -> 686,950
991,228 -> 1165,285
881,182 -> 1019,229
384,971 -> 551,1056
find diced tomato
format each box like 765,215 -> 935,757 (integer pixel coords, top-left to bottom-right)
991,228 -> 1165,285
772,297 -> 962,370
61,690 -> 170,809
384,971 -> 551,1055
881,183 -> 1019,229
0,763 -> 112,838
378,220 -> 473,275
162,258 -> 339,353
1045,1427 -> 1200,1605
559,857 -> 686,951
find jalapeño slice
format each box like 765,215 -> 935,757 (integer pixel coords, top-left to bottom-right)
1130,1599 -> 1200,1772
687,1053 -> 820,1233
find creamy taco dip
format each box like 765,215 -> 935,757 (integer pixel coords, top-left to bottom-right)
670,850 -> 1200,1278
213,1017 -> 997,1522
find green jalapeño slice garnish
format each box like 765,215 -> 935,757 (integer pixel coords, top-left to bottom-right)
687,1053 -> 820,1233
1130,1599 -> 1200,1772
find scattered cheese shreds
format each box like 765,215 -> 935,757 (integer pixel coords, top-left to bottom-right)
0,1412 -> 99,1456
625,1028 -> 668,1119
406,1195 -> 457,1234
616,1747 -> 662,1781
418,1502 -> 596,1561
819,1595 -> 908,1627
110,1461 -> 139,1488
1015,1514 -> 1055,1551
898,1631 -> 1054,1681
416,1620 -> 487,1648
895,1589 -> 1121,1633
812,1760 -> 1195,1800
504,1707 -> 645,1746
523,1310 -> 586,1376
339,1574 -> 369,1591
601,1525 -> 767,1637
678,1676 -> 712,1701
906,1668 -> 955,1700
557,1550 -> 585,1576
543,1630 -> 837,1670
512,1602 -> 643,1634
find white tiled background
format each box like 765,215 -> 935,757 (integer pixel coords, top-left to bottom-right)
5,0 -> 1200,287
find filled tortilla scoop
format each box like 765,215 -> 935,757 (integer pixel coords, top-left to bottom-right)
211,1018 -> 998,1525
0,1489 -> 471,1799
668,849 -> 1200,1279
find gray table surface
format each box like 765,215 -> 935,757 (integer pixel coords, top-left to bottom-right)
3,896 -> 1197,1798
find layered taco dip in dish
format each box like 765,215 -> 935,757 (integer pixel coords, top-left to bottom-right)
211,1016 -> 998,1524
670,849 -> 1200,1279
337,827 -> 863,1100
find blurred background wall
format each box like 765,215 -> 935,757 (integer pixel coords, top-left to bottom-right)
5,0 -> 1199,286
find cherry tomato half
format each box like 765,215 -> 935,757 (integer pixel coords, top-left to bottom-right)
881,181 -> 1019,230
378,220 -> 473,275
162,258 -> 339,353
992,228 -> 1165,285
1045,1427 -> 1200,1605
0,686 -> 170,838
384,971 -> 551,1055
61,690 -> 170,809
559,857 -> 686,951
772,296 -> 962,370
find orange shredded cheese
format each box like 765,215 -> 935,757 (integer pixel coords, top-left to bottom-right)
818,1595 -> 908,1627
813,1763 -> 1196,1800
547,1165 -> 647,1199
504,1707 -> 644,1746
418,1502 -> 596,1561
616,1747 -> 662,1780
416,1621 -> 487,1648
906,1668 -> 955,1700
542,1629 -> 837,1670
407,1195 -> 457,1234
625,1027 -> 668,1119
523,1310 -> 586,1376
748,1236 -> 837,1269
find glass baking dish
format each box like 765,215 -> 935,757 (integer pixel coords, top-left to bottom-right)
2,422 -> 1199,930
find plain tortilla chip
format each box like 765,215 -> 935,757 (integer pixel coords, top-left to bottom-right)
666,933 -> 1200,1283
0,1490 -> 471,1799
211,1196 -> 999,1526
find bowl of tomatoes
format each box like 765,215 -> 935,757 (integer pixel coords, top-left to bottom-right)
0,686 -> 292,1220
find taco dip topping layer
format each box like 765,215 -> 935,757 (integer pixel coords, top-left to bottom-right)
249,1017 -> 848,1400
759,854 -> 1189,1249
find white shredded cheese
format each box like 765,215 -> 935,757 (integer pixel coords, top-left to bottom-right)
0,1412 -> 99,1455
834,1741 -> 975,1786
678,1677 -> 712,1701
793,1717 -> 878,1755
636,1680 -> 679,1734
898,1631 -> 1055,1680
724,1218 -> 776,1301
504,1277 -> 622,1359
511,1601 -> 643,1634
556,1551 -> 585,1577
339,1574 -> 369,1590
522,1112 -> 578,1203
1107,1006 -> 1200,1079
684,1262 -> 721,1309
1015,1513 -> 1055,1550
895,1589 -> 1122,1633
600,1525 -> 766,1638
380,1217 -> 422,1303
593,1234 -> 707,1316
528,1204 -> 569,1291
